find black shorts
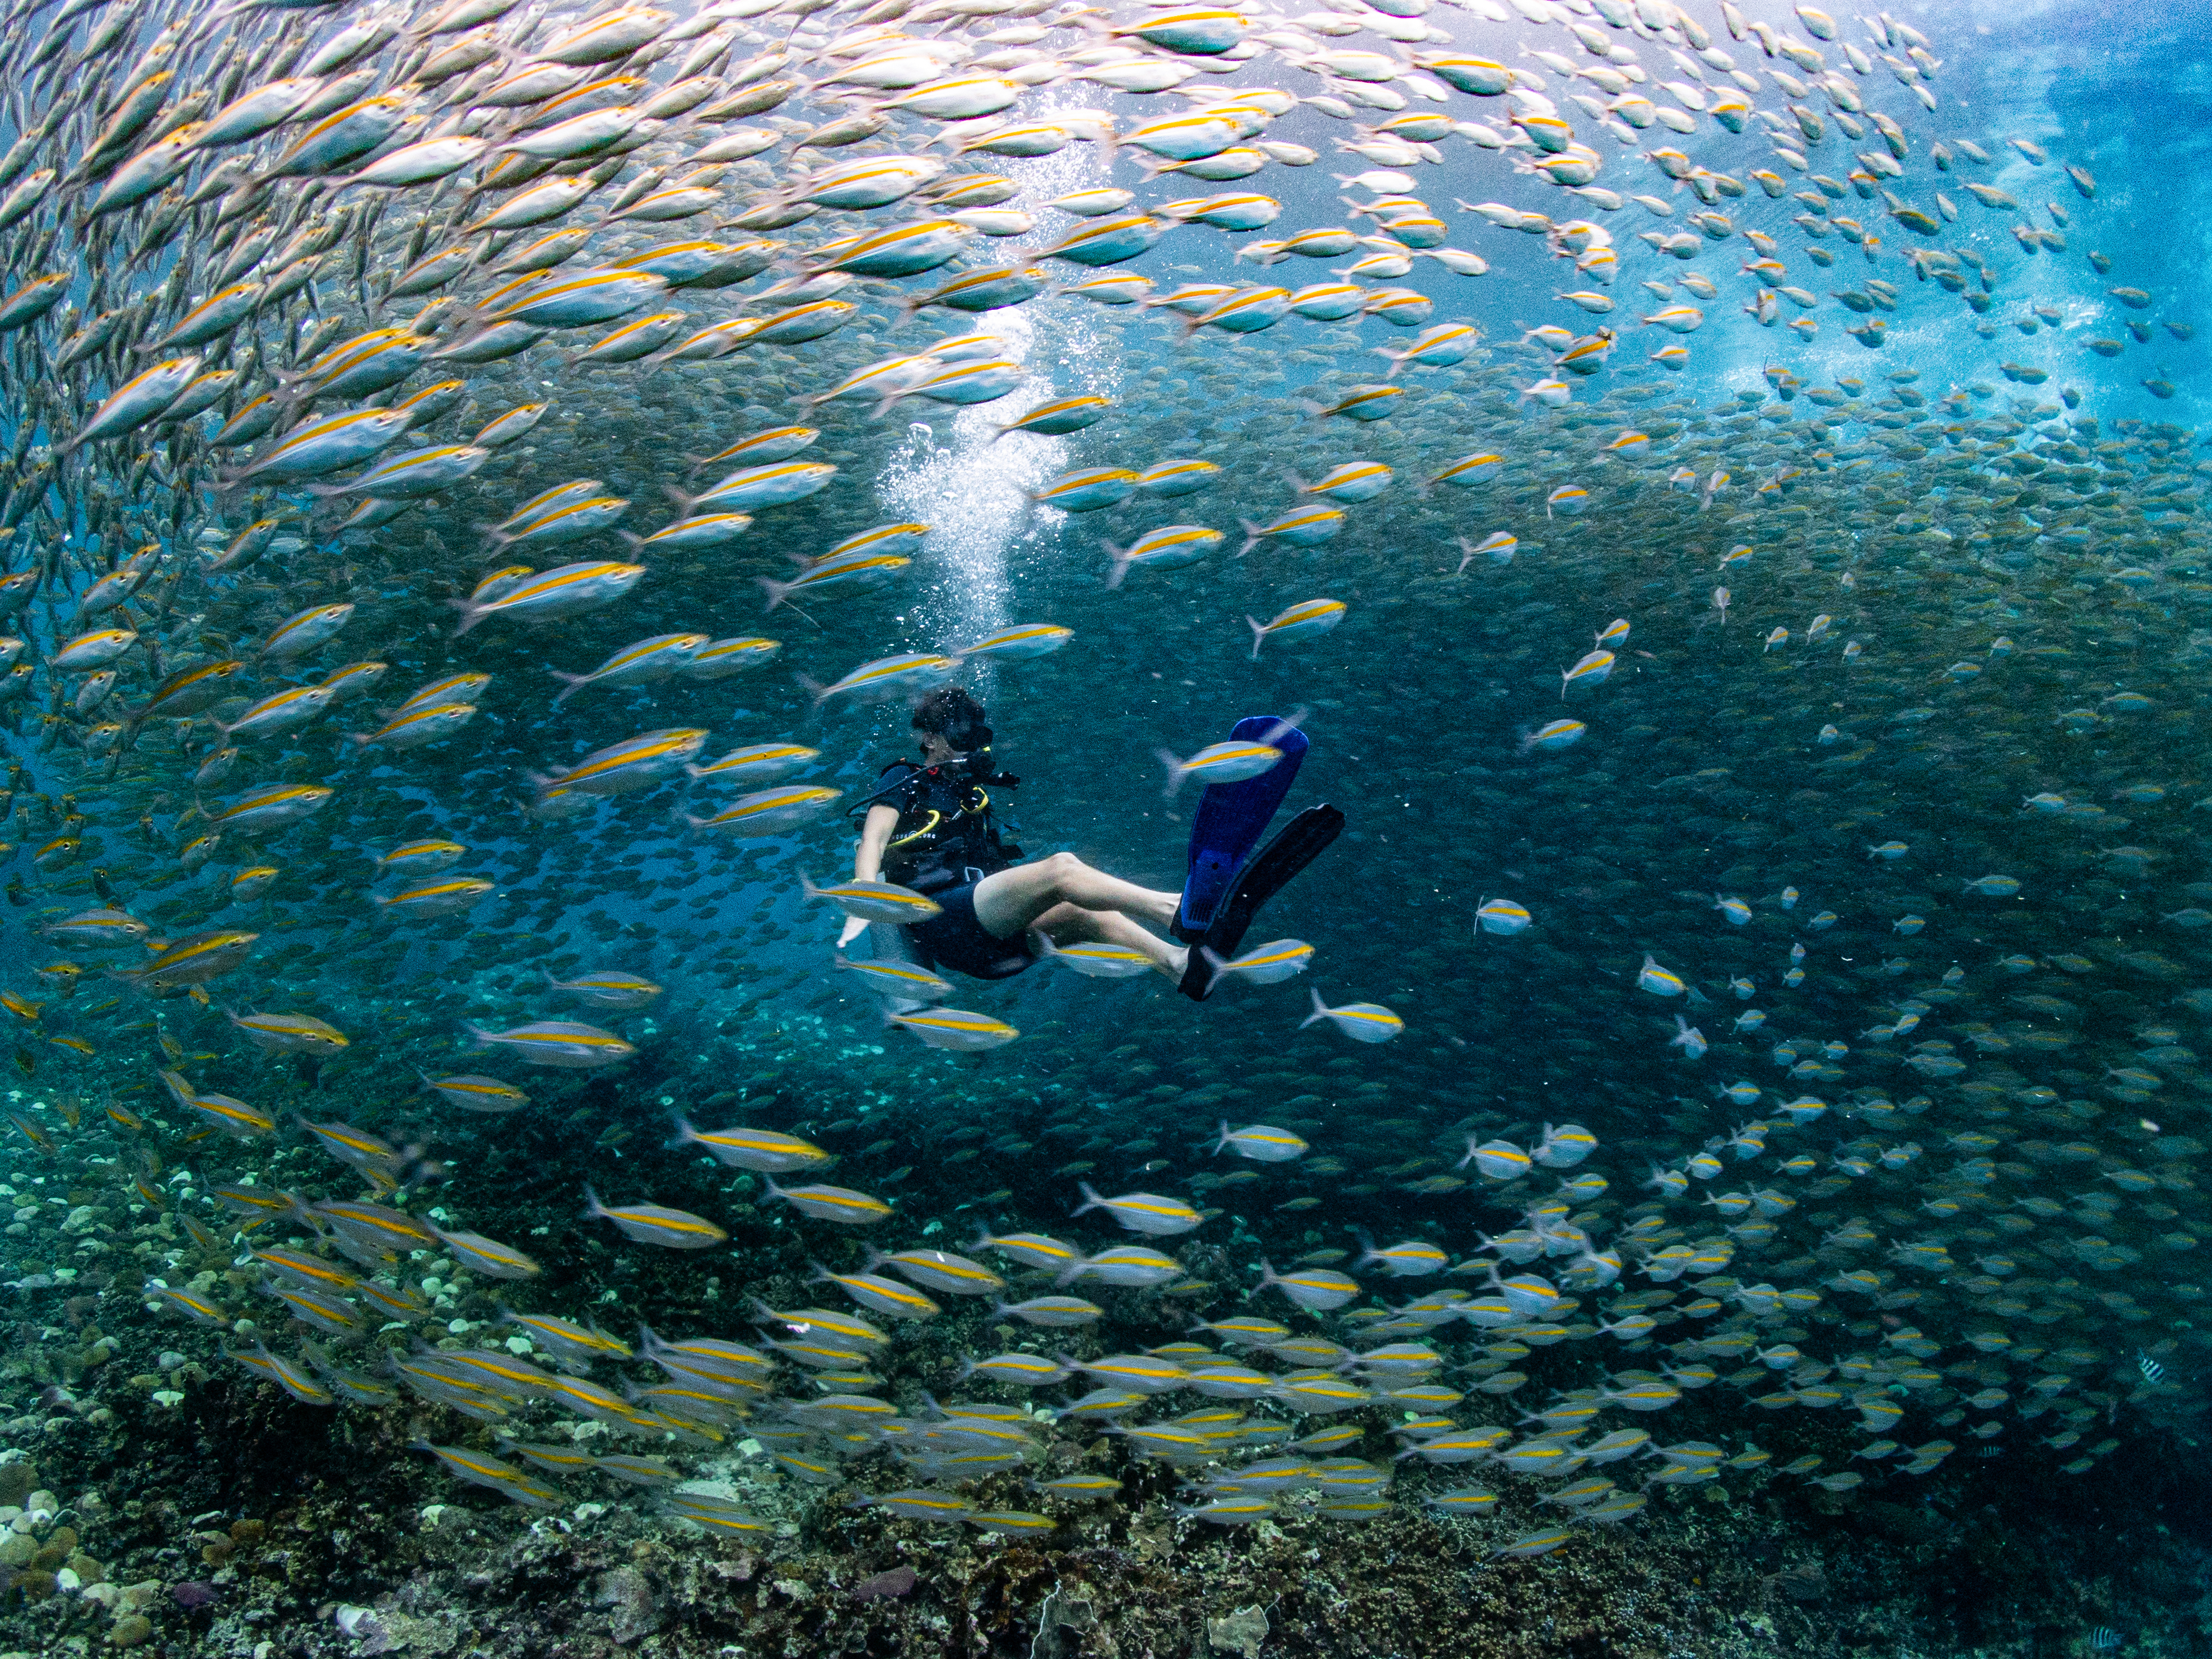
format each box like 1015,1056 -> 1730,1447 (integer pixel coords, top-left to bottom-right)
909,876 -> 1036,980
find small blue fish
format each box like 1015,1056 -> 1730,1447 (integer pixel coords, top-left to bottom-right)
1203,939 -> 1314,984
1476,897 -> 1531,936
1301,989 -> 1403,1043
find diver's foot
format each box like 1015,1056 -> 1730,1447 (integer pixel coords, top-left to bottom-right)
1178,944 -> 1218,1001
1163,943 -> 1191,981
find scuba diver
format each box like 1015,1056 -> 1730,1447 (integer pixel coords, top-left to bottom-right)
842,689 -> 1341,1002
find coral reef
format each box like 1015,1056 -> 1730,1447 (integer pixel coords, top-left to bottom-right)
0,1380 -> 2207,1659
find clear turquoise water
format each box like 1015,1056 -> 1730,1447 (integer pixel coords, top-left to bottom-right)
0,0 -> 2206,1644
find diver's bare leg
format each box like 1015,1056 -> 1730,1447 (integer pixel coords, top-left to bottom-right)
972,852 -> 1180,936
1029,901 -> 1188,979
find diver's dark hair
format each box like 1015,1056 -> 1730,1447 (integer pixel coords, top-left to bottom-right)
912,687 -> 990,751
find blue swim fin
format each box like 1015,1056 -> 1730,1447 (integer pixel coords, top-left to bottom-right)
1173,715 -> 1307,943
1177,804 -> 1343,1001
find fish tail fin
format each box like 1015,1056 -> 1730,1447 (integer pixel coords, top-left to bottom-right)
1246,616 -> 1266,660
1236,519 -> 1264,557
1072,1180 -> 1104,1217
580,1183 -> 604,1219
756,575 -> 789,611
1299,987 -> 1330,1029
1155,749 -> 1185,799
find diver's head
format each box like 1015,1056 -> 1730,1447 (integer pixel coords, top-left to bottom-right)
913,687 -> 991,766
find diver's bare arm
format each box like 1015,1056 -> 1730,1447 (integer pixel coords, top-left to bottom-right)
854,804 -> 898,883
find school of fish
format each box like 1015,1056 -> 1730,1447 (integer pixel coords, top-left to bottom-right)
0,0 -> 2201,1577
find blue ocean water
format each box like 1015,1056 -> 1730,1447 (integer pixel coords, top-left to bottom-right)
0,0 -> 2205,1646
